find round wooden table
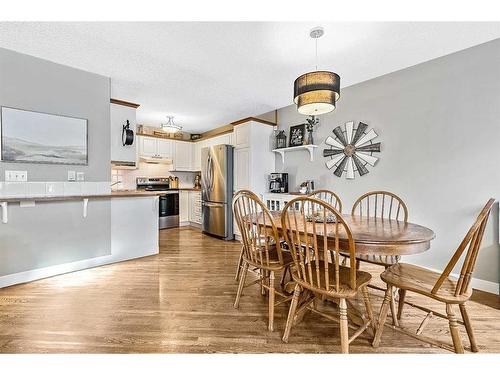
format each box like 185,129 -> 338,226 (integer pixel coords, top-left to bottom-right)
263,211 -> 436,257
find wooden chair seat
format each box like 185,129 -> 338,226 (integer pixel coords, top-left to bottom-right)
246,246 -> 294,271
381,263 -> 472,303
356,254 -> 400,266
292,261 -> 372,298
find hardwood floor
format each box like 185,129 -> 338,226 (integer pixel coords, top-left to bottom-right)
0,227 -> 498,353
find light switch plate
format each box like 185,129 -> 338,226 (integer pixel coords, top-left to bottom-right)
76,172 -> 85,181
5,170 -> 27,182
67,171 -> 76,182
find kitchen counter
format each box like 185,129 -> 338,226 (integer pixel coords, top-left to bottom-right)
0,192 -> 160,288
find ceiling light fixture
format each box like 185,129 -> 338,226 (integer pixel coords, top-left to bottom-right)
161,116 -> 182,133
293,27 -> 340,116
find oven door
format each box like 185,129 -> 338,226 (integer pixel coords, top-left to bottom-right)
159,193 -> 179,229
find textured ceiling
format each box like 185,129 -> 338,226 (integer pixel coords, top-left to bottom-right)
0,22 -> 499,132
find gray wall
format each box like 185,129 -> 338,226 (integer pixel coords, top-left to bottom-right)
276,39 -> 500,285
0,48 -> 111,277
0,47 -> 110,182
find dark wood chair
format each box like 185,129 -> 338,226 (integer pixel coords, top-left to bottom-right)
351,190 -> 408,326
373,198 -> 495,353
232,190 -> 293,331
308,189 -> 343,213
280,196 -> 375,353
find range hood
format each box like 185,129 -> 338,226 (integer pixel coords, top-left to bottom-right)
139,155 -> 173,164
111,160 -> 137,169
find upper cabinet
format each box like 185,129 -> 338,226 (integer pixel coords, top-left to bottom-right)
172,141 -> 193,171
110,102 -> 138,166
233,124 -> 250,149
138,136 -> 174,160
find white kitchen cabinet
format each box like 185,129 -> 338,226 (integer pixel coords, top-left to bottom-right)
139,136 -> 158,157
192,140 -> 203,171
179,191 -> 190,224
189,191 -> 202,225
173,141 -> 193,171
234,147 -> 251,191
233,123 -> 250,149
157,139 -> 174,158
110,103 -> 137,165
138,136 -> 174,159
231,120 -> 275,239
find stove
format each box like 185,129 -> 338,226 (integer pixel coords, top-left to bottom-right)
136,177 -> 179,229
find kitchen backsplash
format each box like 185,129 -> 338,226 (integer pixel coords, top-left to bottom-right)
112,162 -> 198,190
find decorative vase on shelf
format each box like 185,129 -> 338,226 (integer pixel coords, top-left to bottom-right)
306,130 -> 314,146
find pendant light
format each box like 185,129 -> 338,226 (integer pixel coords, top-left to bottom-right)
294,27 -> 340,116
161,116 -> 182,133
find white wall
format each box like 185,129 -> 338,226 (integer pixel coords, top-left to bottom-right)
276,39 -> 500,289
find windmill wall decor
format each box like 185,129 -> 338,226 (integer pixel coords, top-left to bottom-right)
323,121 -> 381,179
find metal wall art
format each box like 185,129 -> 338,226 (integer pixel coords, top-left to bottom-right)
323,121 -> 380,179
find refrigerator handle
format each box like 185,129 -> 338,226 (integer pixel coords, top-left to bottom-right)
203,202 -> 224,208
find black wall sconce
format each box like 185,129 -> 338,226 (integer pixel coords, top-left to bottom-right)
122,120 -> 134,146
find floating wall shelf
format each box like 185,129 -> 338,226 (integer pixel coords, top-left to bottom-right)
272,145 -> 318,163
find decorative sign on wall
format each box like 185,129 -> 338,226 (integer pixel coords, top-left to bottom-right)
289,124 -> 306,147
323,121 -> 380,179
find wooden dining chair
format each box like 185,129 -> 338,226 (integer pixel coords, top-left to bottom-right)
351,190 -> 408,326
232,190 -> 294,331
280,196 -> 375,353
308,189 -> 343,213
373,198 -> 495,353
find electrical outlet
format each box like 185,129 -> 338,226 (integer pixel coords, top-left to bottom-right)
76,172 -> 85,181
67,171 -> 76,182
5,170 -> 28,182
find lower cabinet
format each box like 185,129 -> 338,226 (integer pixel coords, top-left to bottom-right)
189,191 -> 202,225
179,191 -> 190,223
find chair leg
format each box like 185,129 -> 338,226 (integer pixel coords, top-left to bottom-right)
372,285 -> 392,348
234,246 -> 244,281
282,284 -> 301,343
446,304 -> 465,354
234,262 -> 248,309
268,271 -> 275,332
280,266 -> 288,287
339,298 -> 349,354
261,269 -> 267,296
459,303 -> 478,352
390,287 -> 399,327
397,289 -> 406,320
361,286 -> 376,335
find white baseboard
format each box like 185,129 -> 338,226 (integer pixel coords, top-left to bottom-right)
0,249 -> 158,289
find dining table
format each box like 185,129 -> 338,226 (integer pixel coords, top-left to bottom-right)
260,210 -> 436,257
251,210 -> 436,330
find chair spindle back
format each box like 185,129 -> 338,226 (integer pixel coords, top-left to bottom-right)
281,197 -> 357,292
232,190 -> 283,268
352,191 -> 408,222
432,198 -> 495,296
308,189 -> 343,213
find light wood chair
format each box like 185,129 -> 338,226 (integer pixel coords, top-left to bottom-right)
280,196 -> 375,353
373,198 -> 495,353
308,189 -> 343,213
350,190 -> 408,326
232,190 -> 294,331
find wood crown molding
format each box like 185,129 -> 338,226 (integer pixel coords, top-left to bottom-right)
231,116 -> 276,127
110,98 -> 141,108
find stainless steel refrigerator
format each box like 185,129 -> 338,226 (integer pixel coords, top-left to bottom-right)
201,144 -> 234,240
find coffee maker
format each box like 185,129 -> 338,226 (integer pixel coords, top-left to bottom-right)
269,173 -> 289,193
